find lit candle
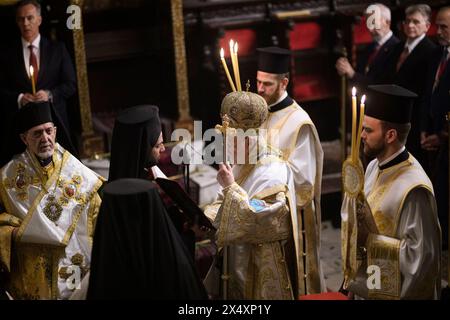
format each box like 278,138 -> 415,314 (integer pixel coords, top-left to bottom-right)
29,65 -> 36,95
351,87 -> 357,162
355,95 -> 366,158
229,40 -> 240,91
233,42 -> 242,91
220,48 -> 236,92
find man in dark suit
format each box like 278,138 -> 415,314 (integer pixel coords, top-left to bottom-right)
385,4 -> 436,170
421,6 -> 450,250
336,3 -> 399,88
0,0 -> 76,167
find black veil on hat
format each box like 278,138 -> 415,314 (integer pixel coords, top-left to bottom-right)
257,46 -> 291,74
365,85 -> 418,124
108,105 -> 161,181
87,178 -> 207,299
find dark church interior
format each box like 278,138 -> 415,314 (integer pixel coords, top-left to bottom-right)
0,0 -> 449,301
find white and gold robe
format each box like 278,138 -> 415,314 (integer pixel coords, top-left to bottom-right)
260,97 -> 325,294
205,146 -> 320,299
0,144 -> 103,299
347,153 -> 441,299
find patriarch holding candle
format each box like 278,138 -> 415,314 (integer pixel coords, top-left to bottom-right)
205,46 -> 314,299
341,84 -> 441,300
204,89 -> 308,300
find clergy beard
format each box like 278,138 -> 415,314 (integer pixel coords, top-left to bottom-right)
36,150 -> 54,160
37,154 -> 52,167
363,140 -> 386,159
147,153 -> 158,168
265,88 -> 283,106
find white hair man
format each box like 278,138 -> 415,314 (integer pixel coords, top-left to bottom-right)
336,3 -> 399,88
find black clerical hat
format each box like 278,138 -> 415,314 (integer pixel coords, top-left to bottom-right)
17,102 -> 53,133
365,85 -> 417,124
116,105 -> 161,147
257,47 -> 291,74
109,105 -> 162,181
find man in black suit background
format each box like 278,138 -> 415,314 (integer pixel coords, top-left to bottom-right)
0,0 -> 76,167
421,6 -> 450,250
336,3 -> 399,89
386,4 -> 436,171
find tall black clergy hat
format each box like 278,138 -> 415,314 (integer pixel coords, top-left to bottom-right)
108,105 -> 162,181
115,105 -> 161,147
365,85 -> 417,124
257,47 -> 291,74
17,102 -> 53,133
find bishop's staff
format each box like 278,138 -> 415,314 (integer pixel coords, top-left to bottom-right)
448,110 -> 450,289
215,114 -> 231,299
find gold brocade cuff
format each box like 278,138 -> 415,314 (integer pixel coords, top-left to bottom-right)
366,233 -> 401,300
0,225 -> 15,272
222,182 -> 239,194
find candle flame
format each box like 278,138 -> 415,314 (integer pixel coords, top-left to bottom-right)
352,87 -> 356,96
30,65 -> 34,76
220,48 -> 224,59
234,42 -> 238,54
229,39 -> 234,50
361,95 -> 366,104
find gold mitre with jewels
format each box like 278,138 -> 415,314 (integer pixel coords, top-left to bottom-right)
220,91 -> 268,131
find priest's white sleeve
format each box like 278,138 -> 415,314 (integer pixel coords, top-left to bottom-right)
397,188 -> 441,299
288,125 -> 317,207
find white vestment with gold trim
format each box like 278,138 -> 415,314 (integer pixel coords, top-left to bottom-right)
0,144 -> 103,299
205,150 -> 304,299
260,99 -> 325,294
347,154 -> 441,299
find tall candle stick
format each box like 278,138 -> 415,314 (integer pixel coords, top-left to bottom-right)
351,87 -> 357,162
220,48 -> 236,92
229,40 -> 240,91
30,65 -> 36,95
355,95 -> 366,158
233,42 -> 242,91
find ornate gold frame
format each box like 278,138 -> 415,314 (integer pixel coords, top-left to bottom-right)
71,0 -> 193,156
170,0 -> 193,131
70,0 -> 104,157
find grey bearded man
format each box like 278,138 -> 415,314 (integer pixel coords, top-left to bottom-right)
0,102 -> 103,299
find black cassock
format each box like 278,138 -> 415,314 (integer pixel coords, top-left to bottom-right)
87,178 -> 207,299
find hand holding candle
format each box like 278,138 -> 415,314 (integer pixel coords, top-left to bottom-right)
220,48 -> 237,92
29,65 -> 36,95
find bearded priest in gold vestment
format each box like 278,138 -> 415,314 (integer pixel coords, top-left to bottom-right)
346,85 -> 441,299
